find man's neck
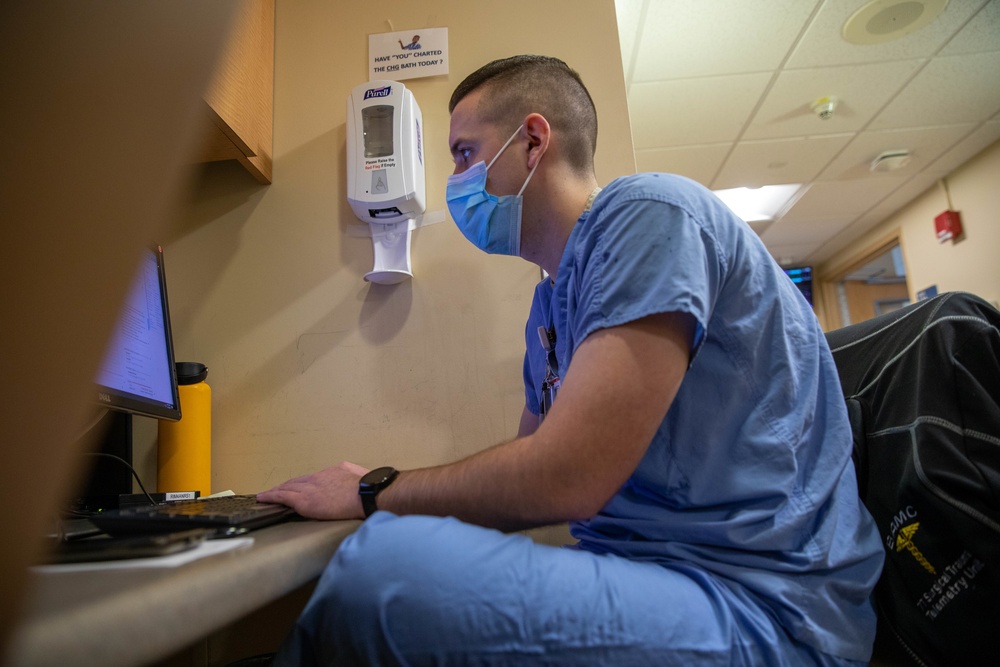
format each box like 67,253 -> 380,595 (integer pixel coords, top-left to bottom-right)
522,172 -> 599,281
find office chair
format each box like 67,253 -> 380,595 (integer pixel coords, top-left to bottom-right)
825,291 -> 1000,666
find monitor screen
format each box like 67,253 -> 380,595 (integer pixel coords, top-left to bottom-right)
783,266 -> 814,306
94,245 -> 181,421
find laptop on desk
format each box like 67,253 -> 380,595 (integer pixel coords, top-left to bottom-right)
90,495 -> 298,538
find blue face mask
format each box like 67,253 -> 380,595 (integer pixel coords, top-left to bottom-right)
446,126 -> 540,256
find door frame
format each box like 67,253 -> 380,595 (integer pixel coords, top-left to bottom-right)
814,228 -> 907,331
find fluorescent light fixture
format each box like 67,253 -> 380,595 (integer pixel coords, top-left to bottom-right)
712,184 -> 805,222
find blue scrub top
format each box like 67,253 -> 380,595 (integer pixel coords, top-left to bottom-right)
522,173 -> 883,661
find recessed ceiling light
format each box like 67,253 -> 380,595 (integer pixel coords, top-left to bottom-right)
712,184 -> 806,223
842,0 -> 948,45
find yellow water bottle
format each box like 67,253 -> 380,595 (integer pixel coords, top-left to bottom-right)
158,362 -> 211,495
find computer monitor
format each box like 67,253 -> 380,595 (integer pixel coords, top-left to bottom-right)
783,266 -> 814,307
77,245 -> 181,511
94,245 -> 181,421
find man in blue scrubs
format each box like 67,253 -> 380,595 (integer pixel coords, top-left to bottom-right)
259,55 -> 884,666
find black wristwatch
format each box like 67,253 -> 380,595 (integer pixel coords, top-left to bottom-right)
358,466 -> 399,518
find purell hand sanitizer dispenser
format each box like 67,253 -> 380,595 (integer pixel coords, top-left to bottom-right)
347,80 -> 426,284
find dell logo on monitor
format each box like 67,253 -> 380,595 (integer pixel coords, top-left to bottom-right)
98,393 -> 111,403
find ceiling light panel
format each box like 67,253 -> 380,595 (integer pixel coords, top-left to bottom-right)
713,184 -> 806,222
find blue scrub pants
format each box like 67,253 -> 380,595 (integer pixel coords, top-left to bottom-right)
273,513 -> 865,666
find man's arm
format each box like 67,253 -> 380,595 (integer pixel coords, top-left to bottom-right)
258,311 -> 695,531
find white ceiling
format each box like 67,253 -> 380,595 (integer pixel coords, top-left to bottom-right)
615,0 -> 1000,268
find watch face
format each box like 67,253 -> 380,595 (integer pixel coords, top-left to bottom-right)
360,466 -> 398,488
359,466 -> 398,518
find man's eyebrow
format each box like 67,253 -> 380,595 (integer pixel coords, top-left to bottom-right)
449,137 -> 472,155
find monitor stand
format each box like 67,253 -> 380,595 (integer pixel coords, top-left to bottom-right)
72,410 -> 133,513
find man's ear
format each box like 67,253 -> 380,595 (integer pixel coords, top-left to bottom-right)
523,113 -> 550,170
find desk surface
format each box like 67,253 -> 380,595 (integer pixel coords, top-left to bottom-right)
10,519 -> 361,667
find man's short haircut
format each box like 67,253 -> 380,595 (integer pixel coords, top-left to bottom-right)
449,55 -> 598,175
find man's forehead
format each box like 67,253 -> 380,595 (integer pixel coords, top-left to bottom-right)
448,89 -> 490,142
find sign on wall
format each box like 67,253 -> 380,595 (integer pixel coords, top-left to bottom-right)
369,27 -> 448,82
917,285 -> 939,301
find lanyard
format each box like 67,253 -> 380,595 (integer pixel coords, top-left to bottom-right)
537,325 -> 560,424
536,186 -> 599,424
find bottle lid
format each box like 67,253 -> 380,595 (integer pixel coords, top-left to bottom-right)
175,362 -> 208,385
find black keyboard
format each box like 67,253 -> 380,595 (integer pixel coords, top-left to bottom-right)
90,494 -> 297,537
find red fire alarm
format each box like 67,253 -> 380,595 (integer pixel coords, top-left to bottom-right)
935,210 -> 962,243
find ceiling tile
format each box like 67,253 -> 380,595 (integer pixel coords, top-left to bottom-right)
818,124 -> 977,180
615,0 -> 644,78
809,172 -> 945,263
743,59 -> 926,139
782,176 -> 911,220
632,0 -> 819,81
870,52 -> 1000,129
870,171 -> 945,219
747,219 -> 774,236
635,143 -> 731,186
629,73 -> 772,147
923,122 -> 1000,175
806,214 -> 883,264
761,216 -> 848,246
763,242 -> 826,267
616,0 -> 999,264
787,0 -> 988,68
939,0 -> 1000,56
869,173 -> 948,226
713,135 -> 854,189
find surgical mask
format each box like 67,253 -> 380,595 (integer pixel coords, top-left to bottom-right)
446,125 -> 540,256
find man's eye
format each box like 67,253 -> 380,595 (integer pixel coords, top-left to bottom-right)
459,148 -> 472,161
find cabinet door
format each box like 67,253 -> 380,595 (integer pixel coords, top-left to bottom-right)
200,0 -> 273,184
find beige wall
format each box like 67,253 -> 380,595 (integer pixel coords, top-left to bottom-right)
134,0 -> 635,498
818,139 -> 1000,312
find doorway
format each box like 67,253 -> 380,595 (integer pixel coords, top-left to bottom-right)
833,243 -> 910,327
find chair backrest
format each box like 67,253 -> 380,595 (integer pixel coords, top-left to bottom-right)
825,292 -> 1000,666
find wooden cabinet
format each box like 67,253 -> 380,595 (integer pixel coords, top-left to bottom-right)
199,0 -> 274,184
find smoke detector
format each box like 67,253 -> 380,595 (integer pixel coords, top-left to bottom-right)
871,150 -> 912,173
812,96 -> 838,120
843,0 -> 948,45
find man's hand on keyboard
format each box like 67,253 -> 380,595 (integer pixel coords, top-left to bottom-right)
257,461 -> 369,520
